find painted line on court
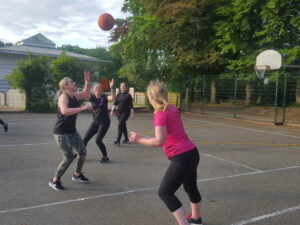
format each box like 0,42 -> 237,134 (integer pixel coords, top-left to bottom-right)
194,141 -> 300,147
184,118 -> 300,139
231,204 -> 300,225
0,186 -> 156,214
0,143 -> 50,148
200,152 -> 262,172
1,165 -> 299,215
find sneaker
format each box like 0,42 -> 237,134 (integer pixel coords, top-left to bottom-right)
188,217 -> 203,225
122,139 -> 130,144
3,123 -> 8,132
100,156 -> 110,163
112,141 -> 120,146
72,173 -> 89,183
48,180 -> 65,190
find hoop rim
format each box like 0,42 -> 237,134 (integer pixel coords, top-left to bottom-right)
254,65 -> 271,70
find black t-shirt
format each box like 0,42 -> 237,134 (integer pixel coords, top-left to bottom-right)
90,94 -> 110,123
54,94 -> 78,134
113,92 -> 133,114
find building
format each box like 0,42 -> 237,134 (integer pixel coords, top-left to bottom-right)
0,33 -> 110,109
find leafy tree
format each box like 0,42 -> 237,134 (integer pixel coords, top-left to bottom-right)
6,54 -> 51,112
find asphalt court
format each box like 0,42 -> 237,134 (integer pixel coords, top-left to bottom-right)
0,112 -> 300,225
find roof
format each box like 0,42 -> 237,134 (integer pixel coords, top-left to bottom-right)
0,33 -> 111,63
16,33 -> 56,48
0,45 -> 111,63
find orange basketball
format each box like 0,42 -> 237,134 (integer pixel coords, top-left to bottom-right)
98,13 -> 115,31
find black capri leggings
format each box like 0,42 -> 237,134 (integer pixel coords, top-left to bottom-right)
116,112 -> 130,142
158,148 -> 201,212
83,120 -> 110,157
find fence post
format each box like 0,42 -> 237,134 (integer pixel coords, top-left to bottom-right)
282,72 -> 287,124
202,75 -> 205,114
233,74 -> 238,118
188,79 -> 192,112
274,73 -> 279,125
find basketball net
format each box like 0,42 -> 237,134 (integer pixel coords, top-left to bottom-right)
255,65 -> 270,79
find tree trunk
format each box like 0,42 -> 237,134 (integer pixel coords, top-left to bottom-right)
245,84 -> 252,105
296,77 -> 300,103
211,81 -> 216,104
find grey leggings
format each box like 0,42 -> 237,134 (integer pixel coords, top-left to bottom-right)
53,131 -> 87,180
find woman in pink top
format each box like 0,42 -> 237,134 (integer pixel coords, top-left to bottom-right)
130,81 -> 203,225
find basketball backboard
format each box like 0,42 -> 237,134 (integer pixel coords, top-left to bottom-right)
256,50 -> 282,69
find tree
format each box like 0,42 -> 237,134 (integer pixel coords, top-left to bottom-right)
214,0 -> 300,104
6,54 -> 51,112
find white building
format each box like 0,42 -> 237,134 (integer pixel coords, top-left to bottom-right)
0,33 -> 110,109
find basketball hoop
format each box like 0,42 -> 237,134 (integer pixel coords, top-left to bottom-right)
254,65 -> 270,79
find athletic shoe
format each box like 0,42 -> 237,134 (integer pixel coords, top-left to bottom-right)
3,123 -> 8,132
188,217 -> 203,225
72,174 -> 89,183
48,180 -> 65,190
100,156 -> 110,163
122,139 -> 130,144
112,141 -> 120,146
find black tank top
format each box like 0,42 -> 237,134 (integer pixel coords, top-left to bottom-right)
53,94 -> 78,134
90,94 -> 110,123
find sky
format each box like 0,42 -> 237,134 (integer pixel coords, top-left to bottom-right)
0,0 -> 130,48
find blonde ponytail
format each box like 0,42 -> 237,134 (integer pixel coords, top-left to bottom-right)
147,81 -> 169,113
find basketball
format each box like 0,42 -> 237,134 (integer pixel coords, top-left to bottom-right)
98,13 -> 115,31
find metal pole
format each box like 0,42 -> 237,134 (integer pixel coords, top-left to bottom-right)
282,72 -> 287,124
233,74 -> 238,118
188,78 -> 192,112
274,73 -> 279,125
202,75 -> 205,114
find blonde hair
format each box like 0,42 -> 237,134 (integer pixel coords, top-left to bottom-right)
147,81 -> 169,113
57,77 -> 71,98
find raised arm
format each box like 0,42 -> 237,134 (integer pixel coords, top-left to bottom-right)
74,70 -> 91,100
107,79 -> 116,102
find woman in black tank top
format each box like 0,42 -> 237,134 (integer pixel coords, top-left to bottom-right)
49,71 -> 92,191
83,79 -> 116,163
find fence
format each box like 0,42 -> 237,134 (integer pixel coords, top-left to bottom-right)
180,71 -> 300,125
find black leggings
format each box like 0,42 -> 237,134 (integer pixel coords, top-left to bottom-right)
83,120 -> 110,157
116,112 -> 130,142
0,119 -> 4,125
158,148 -> 201,212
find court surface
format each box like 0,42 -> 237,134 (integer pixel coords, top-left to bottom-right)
0,112 -> 300,225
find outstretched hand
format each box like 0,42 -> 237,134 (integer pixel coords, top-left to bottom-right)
84,71 -> 91,83
129,132 -> 140,143
81,104 -> 92,111
109,79 -> 115,89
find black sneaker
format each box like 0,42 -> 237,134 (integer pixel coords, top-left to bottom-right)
100,156 -> 110,163
188,217 -> 203,225
122,139 -> 130,144
72,174 -> 89,183
112,141 -> 120,146
48,180 -> 65,190
3,123 -> 8,132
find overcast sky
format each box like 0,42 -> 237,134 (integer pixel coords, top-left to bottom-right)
0,0 -> 130,48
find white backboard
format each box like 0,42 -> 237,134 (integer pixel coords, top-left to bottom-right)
256,50 -> 282,70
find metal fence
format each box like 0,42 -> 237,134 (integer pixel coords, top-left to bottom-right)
180,71 -> 300,125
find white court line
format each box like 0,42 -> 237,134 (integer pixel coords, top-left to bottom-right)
0,165 -> 299,215
184,118 -> 300,139
231,204 -> 300,225
0,143 -> 50,148
200,152 -> 262,172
